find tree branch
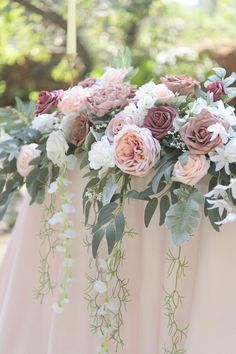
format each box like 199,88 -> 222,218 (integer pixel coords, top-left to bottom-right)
13,0 -> 93,75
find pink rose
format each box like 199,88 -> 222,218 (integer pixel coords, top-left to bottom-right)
113,124 -> 161,177
152,84 -> 175,103
161,75 -> 200,96
35,90 -> 64,116
143,106 -> 178,139
102,67 -> 128,85
180,109 -> 229,154
17,144 -> 41,177
58,86 -> 90,115
87,84 -> 130,117
78,77 -> 96,88
206,81 -> 225,101
105,112 -> 135,141
172,154 -> 210,186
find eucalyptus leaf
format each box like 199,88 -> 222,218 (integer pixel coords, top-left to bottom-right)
102,175 -> 118,206
92,228 -> 105,258
144,198 -> 158,227
106,224 -> 116,254
115,212 -> 125,242
159,195 -> 170,226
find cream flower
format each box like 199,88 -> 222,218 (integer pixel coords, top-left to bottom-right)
88,136 -> 115,170
172,154 -> 210,186
16,143 -> 41,177
46,130 -> 69,166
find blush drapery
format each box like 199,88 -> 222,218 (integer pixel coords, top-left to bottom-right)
0,166 -> 235,354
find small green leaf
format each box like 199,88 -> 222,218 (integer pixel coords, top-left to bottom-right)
84,201 -> 92,225
80,153 -> 90,169
102,175 -> 117,205
159,195 -> 170,226
106,224 -> 116,254
115,212 -> 125,242
92,228 -> 105,258
144,198 -> 158,227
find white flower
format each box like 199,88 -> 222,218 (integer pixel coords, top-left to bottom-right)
63,228 -> 77,239
230,179 -> 236,199
137,95 -> 155,110
46,130 -> 69,166
205,184 -> 228,199
135,82 -> 157,99
62,203 -> 75,214
123,103 -> 147,126
135,82 -> 174,104
48,181 -> 58,194
207,123 -> 229,144
61,113 -> 76,141
190,97 -> 208,115
106,298 -> 119,314
93,280 -> 107,294
32,113 -> 56,133
88,136 -> 115,170
52,302 -> 64,314
65,154 -> 77,170
48,212 -> 65,225
215,213 -> 236,225
209,146 -> 231,175
207,199 -> 232,217
208,100 -> 236,126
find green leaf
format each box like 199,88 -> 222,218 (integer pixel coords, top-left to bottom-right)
0,179 -> 5,194
102,175 -> 118,205
128,187 -> 152,201
106,224 -> 116,254
84,201 -> 92,225
165,189 -> 202,245
159,195 -> 170,226
80,153 -> 90,169
213,67 -> 226,79
144,198 -> 158,227
92,228 -> 105,258
115,212 -> 125,242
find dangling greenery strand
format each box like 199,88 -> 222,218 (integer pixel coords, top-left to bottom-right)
33,194 -> 58,303
163,247 -> 189,354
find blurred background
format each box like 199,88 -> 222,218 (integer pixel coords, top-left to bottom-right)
0,0 -> 236,256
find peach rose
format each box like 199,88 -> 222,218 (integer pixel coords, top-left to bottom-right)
58,85 -> 90,115
172,154 -> 210,186
161,75 -> 200,96
17,144 -> 41,177
113,124 -> 161,177
180,109 -> 229,154
105,112 -> 135,141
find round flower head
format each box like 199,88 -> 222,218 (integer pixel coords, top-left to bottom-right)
161,75 -> 200,96
113,124 -> 161,177
35,90 -> 64,116
17,144 -> 41,177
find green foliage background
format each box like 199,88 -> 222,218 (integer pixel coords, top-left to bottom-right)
0,0 -> 236,105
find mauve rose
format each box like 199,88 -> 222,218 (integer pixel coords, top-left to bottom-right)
206,81 -> 225,101
161,75 -> 200,96
105,112 -> 135,141
35,90 -> 64,115
113,124 -> 161,177
180,109 -> 229,154
143,106 -> 178,139
87,84 -> 130,117
78,77 -> 96,88
70,113 -> 93,148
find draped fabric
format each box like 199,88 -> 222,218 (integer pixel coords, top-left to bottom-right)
0,165 -> 235,354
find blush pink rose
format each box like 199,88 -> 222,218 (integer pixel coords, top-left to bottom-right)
16,144 -> 41,177
35,90 -> 64,116
105,112 -> 136,141
161,75 -> 200,96
143,106 -> 178,139
113,124 -> 161,177
180,109 -> 229,154
58,86 -> 90,115
152,84 -> 174,103
206,81 -> 225,101
87,84 -> 130,117
102,67 -> 128,85
172,154 -> 210,186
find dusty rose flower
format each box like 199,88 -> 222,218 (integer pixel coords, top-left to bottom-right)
180,109 -> 229,154
87,84 -> 130,117
58,85 -> 90,115
143,106 -> 178,139
206,81 -> 225,101
105,112 -> 135,141
35,90 -> 64,115
161,75 -> 200,96
128,87 -> 138,99
78,77 -> 96,88
172,154 -> 210,186
70,113 -> 93,148
113,124 -> 161,177
17,144 -> 41,177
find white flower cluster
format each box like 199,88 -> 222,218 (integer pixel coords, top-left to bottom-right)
205,179 -> 236,225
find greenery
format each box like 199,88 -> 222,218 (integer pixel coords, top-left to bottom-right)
1,0 -> 236,105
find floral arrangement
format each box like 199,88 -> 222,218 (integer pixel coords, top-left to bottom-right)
1,50 -> 236,353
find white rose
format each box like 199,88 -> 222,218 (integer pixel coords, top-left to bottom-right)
152,84 -> 175,103
32,113 -> 56,133
16,143 -> 41,177
172,154 -> 210,186
46,130 -> 69,166
88,136 -> 115,170
224,138 -> 236,162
